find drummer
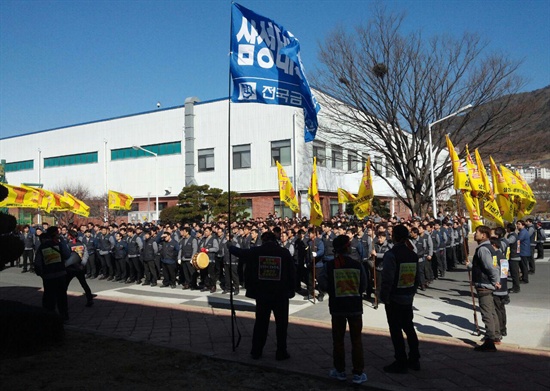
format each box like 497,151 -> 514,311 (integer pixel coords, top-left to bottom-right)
178,226 -> 199,290
201,226 -> 220,293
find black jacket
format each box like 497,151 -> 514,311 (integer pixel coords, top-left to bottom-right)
229,241 -> 295,301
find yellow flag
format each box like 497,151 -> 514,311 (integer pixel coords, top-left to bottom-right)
20,185 -> 54,211
514,171 -> 535,201
337,188 -> 356,203
474,149 -> 492,199
463,191 -> 483,231
474,149 -> 503,226
495,194 -> 515,222
489,157 -> 514,222
500,165 -> 528,199
353,199 -> 372,220
489,157 -> 507,195
464,145 -> 485,198
348,158 -> 374,220
446,135 -> 471,191
276,161 -> 299,213
356,157 -> 374,203
513,171 -> 536,217
64,192 -> 90,217
108,190 -> 134,210
307,158 -> 323,226
0,184 -> 40,208
49,191 -> 71,212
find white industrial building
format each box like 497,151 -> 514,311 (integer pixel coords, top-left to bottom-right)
0,95 -> 409,223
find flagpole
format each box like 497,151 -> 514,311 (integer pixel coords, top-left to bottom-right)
293,112 -> 299,218
227,2 -> 240,352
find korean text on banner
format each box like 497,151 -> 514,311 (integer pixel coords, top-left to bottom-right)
230,3 -> 320,142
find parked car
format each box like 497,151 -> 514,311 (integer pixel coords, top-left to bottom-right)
541,221 -> 550,248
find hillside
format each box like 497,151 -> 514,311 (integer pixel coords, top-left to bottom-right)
480,85 -> 550,166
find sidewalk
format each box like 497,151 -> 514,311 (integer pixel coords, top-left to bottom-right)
1,284 -> 548,391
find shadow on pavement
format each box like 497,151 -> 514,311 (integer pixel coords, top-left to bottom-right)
440,297 -> 479,312
413,322 -> 453,337
1,285 -> 549,391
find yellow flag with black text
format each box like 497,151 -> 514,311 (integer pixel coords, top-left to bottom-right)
64,192 -> 90,217
489,157 -> 514,222
307,158 -> 323,226
108,190 -> 134,211
464,145 -> 485,198
463,191 -> 483,231
337,188 -> 356,203
0,184 -> 40,208
276,161 -> 300,213
446,135 -> 471,191
474,149 -> 503,226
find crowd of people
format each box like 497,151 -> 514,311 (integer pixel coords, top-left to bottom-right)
12,213 -> 473,301
8,212 -> 546,379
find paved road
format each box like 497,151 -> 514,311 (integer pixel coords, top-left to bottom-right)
2,258 -> 549,351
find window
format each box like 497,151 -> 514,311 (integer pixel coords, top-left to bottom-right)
243,199 -> 253,218
44,152 -> 98,168
331,145 -> 343,169
111,141 -> 181,161
5,160 -> 34,172
271,139 -> 291,166
274,198 -> 294,218
347,152 -> 358,172
198,148 -> 215,172
329,198 -> 339,218
373,156 -> 383,174
385,161 -> 393,178
157,202 -> 168,211
313,141 -> 326,167
233,144 -> 251,169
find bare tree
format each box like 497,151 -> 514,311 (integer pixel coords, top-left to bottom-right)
313,5 -> 527,214
50,182 -> 98,226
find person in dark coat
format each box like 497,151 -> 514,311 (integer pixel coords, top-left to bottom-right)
380,225 -> 420,374
229,231 -> 295,361
318,235 -> 368,384
34,226 -> 71,321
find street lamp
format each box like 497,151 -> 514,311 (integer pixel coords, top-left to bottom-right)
133,145 -> 158,222
428,104 -> 473,217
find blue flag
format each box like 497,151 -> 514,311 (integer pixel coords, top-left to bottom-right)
230,3 -> 320,142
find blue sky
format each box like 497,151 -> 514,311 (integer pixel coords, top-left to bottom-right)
1,0 -> 548,138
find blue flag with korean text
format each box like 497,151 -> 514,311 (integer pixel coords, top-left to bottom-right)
230,3 -> 320,142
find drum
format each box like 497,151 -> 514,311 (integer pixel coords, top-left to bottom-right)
191,252 -> 210,270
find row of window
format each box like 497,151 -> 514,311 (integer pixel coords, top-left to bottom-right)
111,141 -> 181,161
5,140 -> 390,176
4,160 -> 34,172
198,139 -> 293,171
4,142 -> 182,171
313,141 -> 392,177
44,152 -> 98,168
198,139 -> 391,177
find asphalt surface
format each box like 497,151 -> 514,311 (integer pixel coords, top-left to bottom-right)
1,254 -> 549,390
2,257 -> 549,351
